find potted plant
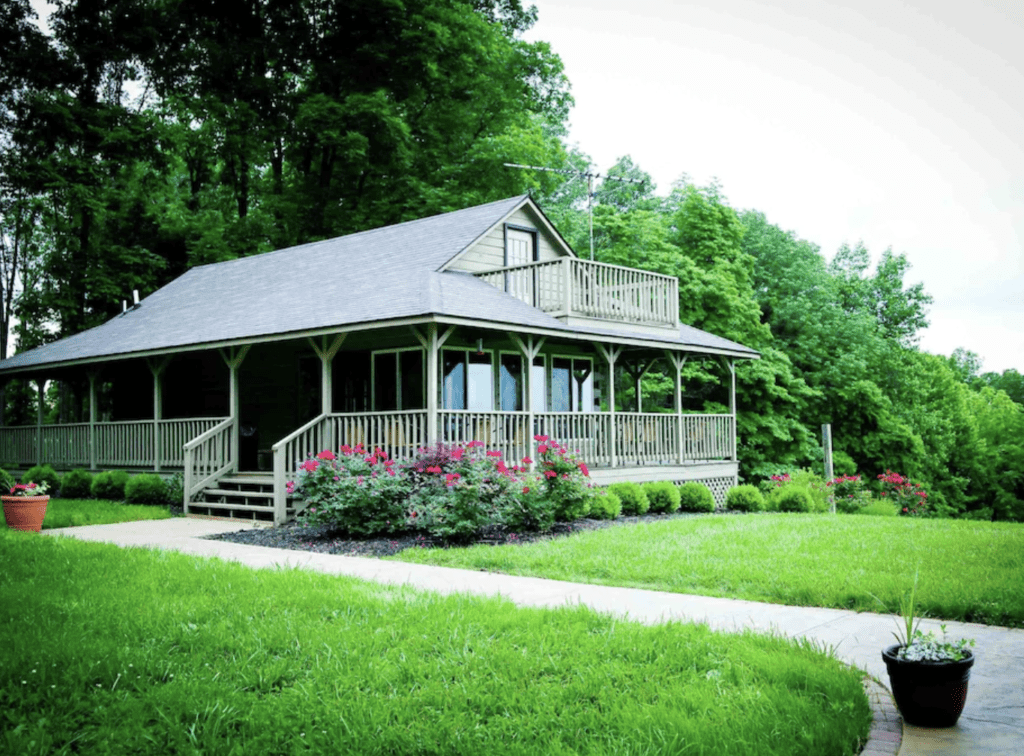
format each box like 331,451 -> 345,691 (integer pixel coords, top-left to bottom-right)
2,482 -> 51,533
882,571 -> 976,727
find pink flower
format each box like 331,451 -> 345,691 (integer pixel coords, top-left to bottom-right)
522,486 -> 530,494
578,463 -> 589,477
537,444 -> 549,454
426,466 -> 442,474
522,457 -> 533,464
451,448 -> 465,461
544,470 -> 557,479
340,444 -> 352,454
486,450 -> 502,457
467,440 -> 485,448
495,461 -> 508,474
533,434 -> 549,442
300,459 -> 319,472
316,450 -> 336,461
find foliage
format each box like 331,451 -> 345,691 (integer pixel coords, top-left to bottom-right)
90,470 -> 131,501
831,450 -> 857,477
642,481 -> 681,514
503,475 -> 556,533
773,487 -> 814,513
21,464 -> 59,493
828,474 -> 870,514
897,628 -> 975,662
533,436 -> 594,521
767,469 -> 828,513
0,468 -> 15,493
164,472 -> 184,507
607,482 -> 649,515
58,468 -> 93,499
852,500 -> 898,517
725,485 -> 764,513
677,482 -> 715,513
876,470 -> 929,517
588,488 -> 622,520
7,481 -> 48,496
124,474 -> 168,505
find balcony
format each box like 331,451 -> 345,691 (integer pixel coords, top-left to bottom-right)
474,257 -> 679,330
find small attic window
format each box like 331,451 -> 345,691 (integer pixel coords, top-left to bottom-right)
504,225 -> 538,267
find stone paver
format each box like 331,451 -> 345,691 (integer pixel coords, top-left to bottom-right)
45,519 -> 1024,755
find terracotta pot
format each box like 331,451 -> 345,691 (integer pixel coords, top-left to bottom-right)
2,495 -> 50,533
882,644 -> 974,727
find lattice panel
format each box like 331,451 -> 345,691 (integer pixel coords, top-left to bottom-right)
674,476 -> 736,509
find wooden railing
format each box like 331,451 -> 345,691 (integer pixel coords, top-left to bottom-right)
533,412 -> 612,467
615,413 -> 679,465
440,410 -> 530,463
183,418 -> 235,506
0,417 -> 227,470
681,413 -> 734,461
474,257 -> 679,327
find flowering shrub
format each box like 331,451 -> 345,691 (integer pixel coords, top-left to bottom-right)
533,436 -> 595,521
877,470 -> 929,516
296,446 -> 410,536
766,469 -> 828,513
503,474 -> 557,533
827,474 -> 870,513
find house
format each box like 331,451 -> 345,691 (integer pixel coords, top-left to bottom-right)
0,195 -> 758,523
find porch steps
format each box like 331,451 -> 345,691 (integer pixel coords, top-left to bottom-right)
187,472 -> 294,523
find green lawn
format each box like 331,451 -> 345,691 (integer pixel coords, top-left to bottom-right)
0,530 -> 870,755
392,513 -> 1024,627
37,498 -> 173,529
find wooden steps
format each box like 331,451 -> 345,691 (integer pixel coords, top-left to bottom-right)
186,472 -> 295,523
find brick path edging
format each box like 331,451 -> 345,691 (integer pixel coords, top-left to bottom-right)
861,676 -> 903,756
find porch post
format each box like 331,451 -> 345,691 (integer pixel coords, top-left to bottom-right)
729,359 -> 737,463
308,334 -> 347,451
35,377 -> 45,465
87,371 -> 99,470
597,345 -> 621,468
512,334 -> 545,468
220,345 -> 251,473
412,324 -> 454,448
148,357 -> 171,472
665,351 -> 687,464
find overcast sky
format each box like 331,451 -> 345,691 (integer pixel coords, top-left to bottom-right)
525,0 -> 1023,374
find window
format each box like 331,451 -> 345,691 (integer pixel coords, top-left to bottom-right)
443,350 -> 494,410
500,353 -> 523,411
371,349 -> 424,410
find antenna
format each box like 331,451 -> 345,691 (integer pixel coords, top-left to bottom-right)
503,162 -> 646,260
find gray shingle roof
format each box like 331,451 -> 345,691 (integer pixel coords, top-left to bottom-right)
0,196 -> 758,374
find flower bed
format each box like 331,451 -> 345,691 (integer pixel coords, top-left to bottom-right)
289,436 -> 597,543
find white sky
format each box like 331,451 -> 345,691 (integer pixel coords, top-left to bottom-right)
525,0 -> 1024,374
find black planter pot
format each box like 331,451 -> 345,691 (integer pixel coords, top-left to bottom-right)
882,644 -> 974,727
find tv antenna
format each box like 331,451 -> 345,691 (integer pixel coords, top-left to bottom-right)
503,162 -> 646,260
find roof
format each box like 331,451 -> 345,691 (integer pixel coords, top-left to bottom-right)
0,196 -> 758,374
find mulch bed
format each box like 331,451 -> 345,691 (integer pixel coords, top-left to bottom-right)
204,510 -> 712,558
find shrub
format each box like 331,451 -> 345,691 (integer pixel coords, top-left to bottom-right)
503,476 -> 556,533
589,489 -> 622,520
829,474 -> 870,514
643,481 -> 681,514
60,469 -> 94,499
678,482 -> 715,513
726,484 -> 764,512
876,470 -> 930,517
125,474 -> 168,505
533,436 -> 595,522
608,482 -> 649,515
91,470 -> 131,501
0,468 -> 16,494
22,464 -> 60,494
831,450 -> 858,477
774,486 -> 813,513
165,472 -> 184,506
767,469 -> 828,513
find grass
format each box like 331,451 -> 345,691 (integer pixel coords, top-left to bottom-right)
392,513 -> 1024,627
39,498 -> 173,529
0,530 -> 870,755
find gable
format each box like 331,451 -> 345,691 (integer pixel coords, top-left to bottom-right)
444,201 -> 574,273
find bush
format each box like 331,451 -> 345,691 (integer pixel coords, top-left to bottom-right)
125,474 -> 168,505
767,469 -> 828,513
831,450 -> 858,477
0,468 -> 16,494
607,482 -> 649,515
91,470 -> 131,501
726,485 -> 764,512
534,437 -> 594,522
60,469 -> 94,499
774,486 -> 813,513
589,489 -> 622,520
876,470 -> 930,517
21,464 -> 61,495
678,482 -> 715,513
503,477 -> 556,533
643,481 -> 681,514
165,472 -> 184,506
829,474 -> 870,514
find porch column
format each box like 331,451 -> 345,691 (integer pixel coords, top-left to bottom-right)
35,377 -> 45,465
411,324 -> 454,448
87,371 -> 99,470
512,334 -> 545,468
596,344 -> 622,468
220,345 -> 251,472
728,359 -> 737,462
665,351 -> 687,464
308,334 -> 347,451
148,357 -> 171,472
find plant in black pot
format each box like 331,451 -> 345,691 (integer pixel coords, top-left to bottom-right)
882,571 -> 976,727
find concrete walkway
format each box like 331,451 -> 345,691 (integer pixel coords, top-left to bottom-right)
46,519 -> 1024,755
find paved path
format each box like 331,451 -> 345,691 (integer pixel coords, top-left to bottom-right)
46,519 -> 1024,755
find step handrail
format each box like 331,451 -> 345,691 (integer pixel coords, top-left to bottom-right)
182,417 -> 235,510
271,413 -> 329,525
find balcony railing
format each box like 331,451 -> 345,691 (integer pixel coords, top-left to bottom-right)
474,257 -> 679,328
